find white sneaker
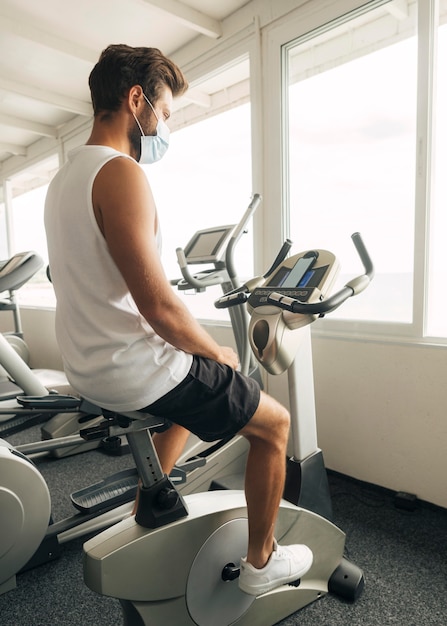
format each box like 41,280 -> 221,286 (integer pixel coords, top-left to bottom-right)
238,539 -> 313,596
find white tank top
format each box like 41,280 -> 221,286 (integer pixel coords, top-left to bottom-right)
44,145 -> 192,411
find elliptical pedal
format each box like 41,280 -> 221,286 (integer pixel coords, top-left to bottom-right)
71,468 -> 139,513
0,410 -> 48,436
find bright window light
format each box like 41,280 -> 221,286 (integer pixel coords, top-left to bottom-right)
285,8 -> 417,323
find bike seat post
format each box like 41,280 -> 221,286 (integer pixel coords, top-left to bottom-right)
122,414 -> 189,529
126,428 -> 164,488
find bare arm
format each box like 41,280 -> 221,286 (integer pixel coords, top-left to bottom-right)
92,157 -> 238,368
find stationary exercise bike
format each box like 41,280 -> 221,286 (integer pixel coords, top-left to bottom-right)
0,197 -> 264,594
82,232 -> 373,626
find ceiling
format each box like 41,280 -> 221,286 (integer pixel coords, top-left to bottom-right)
0,0 -> 252,171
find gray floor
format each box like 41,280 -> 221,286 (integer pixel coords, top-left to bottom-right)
1,425 -> 446,625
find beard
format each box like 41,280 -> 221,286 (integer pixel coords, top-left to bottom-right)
128,123 -> 142,161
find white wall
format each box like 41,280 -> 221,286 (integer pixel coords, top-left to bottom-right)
314,337 -> 447,508
0,308 -> 63,370
3,308 -> 445,508
266,334 -> 447,510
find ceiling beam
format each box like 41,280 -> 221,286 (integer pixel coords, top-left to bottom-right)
384,0 -> 409,21
0,76 -> 92,117
0,142 -> 26,156
181,88 -> 211,107
0,14 -> 97,63
141,0 -> 222,38
0,112 -> 57,138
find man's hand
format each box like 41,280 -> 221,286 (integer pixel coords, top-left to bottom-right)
217,346 -> 239,370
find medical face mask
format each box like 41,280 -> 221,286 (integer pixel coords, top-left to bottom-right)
133,94 -> 170,164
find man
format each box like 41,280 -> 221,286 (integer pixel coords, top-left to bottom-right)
44,44 -> 313,596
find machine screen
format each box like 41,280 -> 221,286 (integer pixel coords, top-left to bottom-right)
0,252 -> 30,277
267,255 -> 316,288
185,227 -> 234,262
297,269 -> 314,288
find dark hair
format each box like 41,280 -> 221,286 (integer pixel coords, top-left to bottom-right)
89,44 -> 188,115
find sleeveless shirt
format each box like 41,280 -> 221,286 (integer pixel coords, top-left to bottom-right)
44,145 -> 192,411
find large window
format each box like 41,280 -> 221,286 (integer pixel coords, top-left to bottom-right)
272,0 -> 447,341
285,3 -> 417,324
148,59 -> 253,321
6,156 -> 58,307
5,59 -> 253,319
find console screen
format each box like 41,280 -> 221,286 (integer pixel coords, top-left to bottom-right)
297,269 -> 314,288
267,255 -> 316,288
185,228 -> 232,261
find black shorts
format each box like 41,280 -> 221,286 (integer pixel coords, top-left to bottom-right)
142,356 -> 261,442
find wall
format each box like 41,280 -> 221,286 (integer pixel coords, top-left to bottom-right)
312,336 -> 447,509
266,334 -> 447,509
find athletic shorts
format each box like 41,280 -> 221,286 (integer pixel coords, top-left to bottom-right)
142,355 -> 261,442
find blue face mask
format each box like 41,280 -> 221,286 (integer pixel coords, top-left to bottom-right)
133,94 -> 170,164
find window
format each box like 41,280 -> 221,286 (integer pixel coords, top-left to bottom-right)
285,3 -> 418,324
148,59 -> 253,322
260,0 -> 447,341
8,156 -> 59,307
6,58 -> 253,319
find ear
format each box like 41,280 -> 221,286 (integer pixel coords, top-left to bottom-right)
128,85 -> 144,114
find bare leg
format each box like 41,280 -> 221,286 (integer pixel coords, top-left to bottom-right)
152,423 -> 191,474
239,391 -> 290,568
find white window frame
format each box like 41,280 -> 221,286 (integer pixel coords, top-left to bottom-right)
263,0 -> 444,345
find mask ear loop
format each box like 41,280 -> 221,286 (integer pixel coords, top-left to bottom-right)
143,94 -> 160,121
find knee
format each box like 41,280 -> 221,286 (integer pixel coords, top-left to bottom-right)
276,404 -> 291,445
242,394 -> 290,448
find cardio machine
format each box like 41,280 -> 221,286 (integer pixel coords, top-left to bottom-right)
0,250 -> 43,353
81,232 -> 373,626
172,193 -> 262,382
0,250 -> 76,438
0,250 -> 68,396
166,193 -> 263,495
0,197 -> 264,593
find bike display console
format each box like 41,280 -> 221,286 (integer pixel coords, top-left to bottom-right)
245,249 -> 338,375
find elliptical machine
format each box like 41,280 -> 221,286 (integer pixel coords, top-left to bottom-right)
172,193 -> 262,382
0,250 -> 44,356
166,193 -> 263,495
81,233 -> 373,626
0,250 -> 76,439
0,250 -> 68,397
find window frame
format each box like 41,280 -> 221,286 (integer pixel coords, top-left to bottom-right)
263,0 -> 445,345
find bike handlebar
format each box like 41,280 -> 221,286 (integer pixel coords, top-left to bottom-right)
215,232 -> 374,315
